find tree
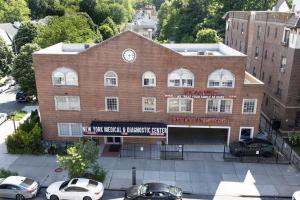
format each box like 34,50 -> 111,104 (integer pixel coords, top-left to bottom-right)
13,21 -> 39,53
102,17 -> 118,35
195,28 -> 222,43
57,140 -> 99,178
0,0 -> 30,23
98,24 -> 114,40
28,0 -> 65,20
34,15 -> 97,48
0,38 -> 14,78
11,43 -> 40,96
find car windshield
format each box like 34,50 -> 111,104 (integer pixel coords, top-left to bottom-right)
59,180 -> 70,190
139,184 -> 148,195
20,178 -> 34,188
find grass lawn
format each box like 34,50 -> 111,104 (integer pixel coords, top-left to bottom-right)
13,111 -> 27,121
294,146 -> 300,156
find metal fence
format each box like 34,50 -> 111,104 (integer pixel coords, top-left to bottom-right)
120,144 -> 184,160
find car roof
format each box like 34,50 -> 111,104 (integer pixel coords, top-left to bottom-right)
2,176 -> 26,185
147,183 -> 170,192
68,178 -> 90,188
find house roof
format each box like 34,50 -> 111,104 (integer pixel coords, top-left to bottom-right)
272,0 -> 290,11
286,15 -> 300,28
34,30 -> 245,57
0,22 -> 19,45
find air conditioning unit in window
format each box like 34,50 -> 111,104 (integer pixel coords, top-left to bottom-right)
197,51 -> 205,55
280,67 -> 286,73
205,51 -> 214,55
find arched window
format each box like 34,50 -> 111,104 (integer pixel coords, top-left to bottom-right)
208,69 -> 235,88
52,67 -> 78,86
142,71 -> 156,87
104,71 -> 118,86
168,68 -> 194,87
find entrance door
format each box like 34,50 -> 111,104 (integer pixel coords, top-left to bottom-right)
106,137 -> 122,144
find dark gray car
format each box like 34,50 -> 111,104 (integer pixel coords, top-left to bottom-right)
0,176 -> 39,200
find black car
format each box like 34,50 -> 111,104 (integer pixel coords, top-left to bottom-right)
16,91 -> 31,102
124,183 -> 182,200
229,138 -> 274,157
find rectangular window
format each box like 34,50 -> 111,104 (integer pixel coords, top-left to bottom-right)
143,97 -> 156,112
167,98 -> 192,113
255,47 -> 259,58
58,123 -> 82,137
241,23 -> 244,34
262,72 -> 265,81
207,99 -> 232,113
264,50 -> 268,59
268,75 -> 272,85
274,27 -> 278,38
239,127 -> 254,141
105,97 -> 119,111
242,99 -> 257,114
295,111 -> 300,127
282,28 -> 290,44
271,52 -> 275,62
280,56 -> 287,68
267,26 -> 270,37
257,25 -> 261,39
276,81 -> 283,97
55,96 -> 80,111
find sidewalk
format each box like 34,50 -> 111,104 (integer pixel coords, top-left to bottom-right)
3,154 -> 300,197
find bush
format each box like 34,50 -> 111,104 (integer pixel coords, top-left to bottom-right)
288,132 -> 300,146
0,168 -> 18,178
84,164 -> 107,183
6,110 -> 44,154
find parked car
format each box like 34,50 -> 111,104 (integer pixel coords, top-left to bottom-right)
293,191 -> 300,200
124,183 -> 183,200
0,113 -> 8,125
0,84 -> 10,93
0,176 -> 40,200
6,79 -> 16,87
229,138 -> 274,157
16,91 -> 32,102
46,178 -> 104,200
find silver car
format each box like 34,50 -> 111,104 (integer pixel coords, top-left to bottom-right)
0,176 -> 40,200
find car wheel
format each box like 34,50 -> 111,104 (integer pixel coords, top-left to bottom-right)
16,194 -> 25,200
83,196 -> 92,200
50,195 -> 59,200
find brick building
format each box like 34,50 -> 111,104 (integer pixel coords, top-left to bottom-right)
33,31 -> 263,145
224,3 -> 300,133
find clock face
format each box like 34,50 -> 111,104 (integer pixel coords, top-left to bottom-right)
122,49 -> 136,63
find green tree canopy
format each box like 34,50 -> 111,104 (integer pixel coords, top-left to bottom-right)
28,0 -> 65,20
0,38 -> 14,78
13,21 -> 39,53
102,17 -> 118,35
11,43 -> 40,96
34,14 -> 97,48
98,24 -> 114,40
0,0 -> 30,23
195,28 -> 222,43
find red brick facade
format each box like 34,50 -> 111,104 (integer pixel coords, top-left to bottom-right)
33,31 -> 263,144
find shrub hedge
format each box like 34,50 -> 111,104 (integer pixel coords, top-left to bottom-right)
6,110 -> 44,154
0,168 -> 18,178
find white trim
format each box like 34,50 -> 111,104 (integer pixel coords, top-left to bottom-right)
104,71 -> 118,87
207,68 -> 235,89
206,98 -> 233,114
167,68 -> 194,88
105,136 -> 123,144
57,123 -> 82,137
142,97 -> 156,112
167,98 -> 193,113
52,67 -> 78,86
282,27 -> 291,44
142,71 -> 156,87
105,97 -> 119,112
239,127 -> 254,141
122,48 -> 136,63
167,125 -> 231,146
242,98 -> 257,114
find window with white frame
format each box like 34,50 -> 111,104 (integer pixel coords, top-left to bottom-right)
55,96 -> 80,111
207,99 -> 232,113
168,68 -> 194,87
142,71 -> 156,87
52,67 -> 78,86
142,97 -> 156,112
242,99 -> 257,114
57,123 -> 82,137
280,56 -> 287,68
282,28 -> 290,44
104,71 -> 118,86
239,127 -> 254,140
167,98 -> 192,113
105,97 -> 119,111
207,69 -> 235,88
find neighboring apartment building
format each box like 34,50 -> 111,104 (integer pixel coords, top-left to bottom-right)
224,1 -> 300,133
33,31 -> 263,146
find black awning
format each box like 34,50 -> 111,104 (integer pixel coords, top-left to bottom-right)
83,121 -> 167,137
